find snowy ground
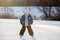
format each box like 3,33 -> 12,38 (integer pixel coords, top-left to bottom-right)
0,19 -> 60,40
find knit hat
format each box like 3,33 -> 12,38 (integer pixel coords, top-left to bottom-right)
24,7 -> 30,13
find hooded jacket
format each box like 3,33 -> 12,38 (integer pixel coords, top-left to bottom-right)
20,15 -> 33,26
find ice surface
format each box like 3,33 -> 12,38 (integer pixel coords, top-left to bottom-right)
0,19 -> 60,40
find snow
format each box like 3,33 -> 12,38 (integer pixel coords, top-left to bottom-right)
0,19 -> 60,40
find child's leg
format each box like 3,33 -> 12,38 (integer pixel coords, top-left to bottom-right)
27,26 -> 33,36
19,25 -> 26,36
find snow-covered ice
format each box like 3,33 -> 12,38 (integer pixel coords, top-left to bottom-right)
0,19 -> 60,40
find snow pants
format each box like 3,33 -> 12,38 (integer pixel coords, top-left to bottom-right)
20,25 -> 33,36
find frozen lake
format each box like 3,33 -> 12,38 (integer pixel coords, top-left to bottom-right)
0,19 -> 60,40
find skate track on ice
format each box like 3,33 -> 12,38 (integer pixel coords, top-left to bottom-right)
0,19 -> 60,40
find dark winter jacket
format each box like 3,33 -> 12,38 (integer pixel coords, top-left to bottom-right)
20,15 -> 33,26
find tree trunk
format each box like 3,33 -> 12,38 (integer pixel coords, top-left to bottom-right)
42,7 -> 48,18
49,7 -> 51,18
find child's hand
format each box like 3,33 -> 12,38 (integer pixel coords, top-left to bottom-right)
22,22 -> 24,24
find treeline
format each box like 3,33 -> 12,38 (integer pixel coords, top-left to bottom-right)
37,7 -> 60,21
0,13 -> 18,19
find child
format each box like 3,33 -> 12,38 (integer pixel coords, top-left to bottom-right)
19,12 -> 33,37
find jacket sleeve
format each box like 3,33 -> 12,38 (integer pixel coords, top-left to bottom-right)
20,15 -> 24,25
30,16 -> 33,25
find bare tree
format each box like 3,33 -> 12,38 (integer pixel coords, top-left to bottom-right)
37,7 -> 52,18
55,7 -> 60,19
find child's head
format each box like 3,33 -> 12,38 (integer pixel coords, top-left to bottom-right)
24,13 -> 30,16
24,10 -> 30,16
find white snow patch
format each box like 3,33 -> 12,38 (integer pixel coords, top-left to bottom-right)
0,19 -> 60,40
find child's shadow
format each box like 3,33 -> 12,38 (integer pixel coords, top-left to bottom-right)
21,37 -> 26,40
32,37 -> 37,40
19,36 -> 37,40
19,36 -> 26,40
